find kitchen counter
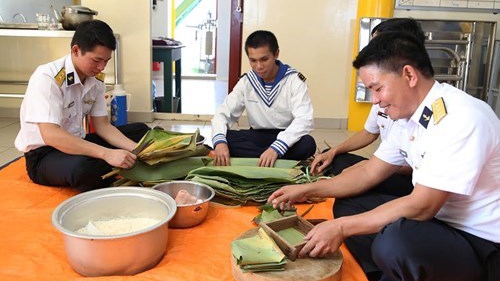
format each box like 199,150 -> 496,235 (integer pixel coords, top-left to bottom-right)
0,28 -> 74,38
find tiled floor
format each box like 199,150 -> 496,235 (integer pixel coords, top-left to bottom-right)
0,117 -> 379,168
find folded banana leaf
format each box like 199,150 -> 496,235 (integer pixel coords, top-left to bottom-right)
135,128 -> 201,165
103,128 -> 210,182
253,203 -> 298,225
231,228 -> 287,272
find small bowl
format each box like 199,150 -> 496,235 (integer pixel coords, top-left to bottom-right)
52,187 -> 177,277
153,181 -> 215,228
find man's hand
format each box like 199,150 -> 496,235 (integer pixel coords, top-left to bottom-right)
299,219 -> 346,258
267,184 -> 309,210
258,148 -> 278,167
213,143 -> 231,166
310,150 -> 335,175
103,149 -> 138,169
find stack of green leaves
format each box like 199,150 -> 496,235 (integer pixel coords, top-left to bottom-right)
135,128 -> 206,165
231,228 -> 287,272
185,158 -> 308,205
104,128 -> 211,185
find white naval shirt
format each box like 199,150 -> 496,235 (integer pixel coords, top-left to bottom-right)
15,55 -> 108,153
211,69 -> 314,156
364,103 -> 395,141
375,82 -> 500,242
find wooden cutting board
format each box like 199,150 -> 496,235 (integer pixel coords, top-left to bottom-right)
231,228 -> 343,281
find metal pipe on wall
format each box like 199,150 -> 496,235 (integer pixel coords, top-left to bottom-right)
347,0 -> 395,131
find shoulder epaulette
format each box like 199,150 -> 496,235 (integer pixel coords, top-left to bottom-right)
432,97 -> 447,125
297,72 -> 306,82
95,72 -> 105,83
239,73 -> 247,79
54,67 -> 66,87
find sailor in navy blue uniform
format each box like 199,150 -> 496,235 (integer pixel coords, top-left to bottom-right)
268,32 -> 499,281
211,30 -> 315,167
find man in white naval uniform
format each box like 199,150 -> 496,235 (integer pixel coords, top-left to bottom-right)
15,20 -> 149,192
311,18 -> 426,198
211,30 -> 316,167
268,32 -> 499,281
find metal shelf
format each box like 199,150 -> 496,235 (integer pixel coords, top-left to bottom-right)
0,29 -> 121,99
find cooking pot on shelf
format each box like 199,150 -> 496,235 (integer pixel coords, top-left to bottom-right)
52,5 -> 98,30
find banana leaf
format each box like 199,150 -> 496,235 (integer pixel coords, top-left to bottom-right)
118,157 -> 212,182
253,203 -> 298,225
231,228 -> 286,272
141,144 -> 211,166
134,128 -> 201,165
277,228 -> 305,246
212,158 -> 299,169
187,166 -> 303,182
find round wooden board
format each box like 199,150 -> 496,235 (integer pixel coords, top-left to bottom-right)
231,228 -> 343,281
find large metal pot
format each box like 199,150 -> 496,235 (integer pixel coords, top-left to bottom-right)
52,187 -> 177,277
52,5 -> 98,30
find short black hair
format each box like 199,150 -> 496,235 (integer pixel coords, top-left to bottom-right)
71,20 -> 116,54
244,30 -> 279,56
371,17 -> 426,44
353,31 -> 434,78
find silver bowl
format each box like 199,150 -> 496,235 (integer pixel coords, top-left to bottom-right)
52,187 -> 177,277
153,181 -> 215,228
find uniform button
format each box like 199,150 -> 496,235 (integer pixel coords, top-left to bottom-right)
414,166 -> 418,170
410,136 -> 415,141
381,125 -> 385,129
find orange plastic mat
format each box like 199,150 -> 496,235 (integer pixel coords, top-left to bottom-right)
0,158 -> 367,281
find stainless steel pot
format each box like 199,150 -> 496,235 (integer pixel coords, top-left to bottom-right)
52,187 -> 177,277
153,181 -> 215,228
52,5 -> 98,30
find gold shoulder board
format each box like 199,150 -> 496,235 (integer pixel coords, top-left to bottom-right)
432,97 -> 447,125
297,72 -> 306,82
54,67 -> 66,87
95,72 -> 105,82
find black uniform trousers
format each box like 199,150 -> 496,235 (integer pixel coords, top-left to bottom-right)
24,123 -> 150,192
334,180 -> 498,281
225,128 -> 316,160
326,152 -> 414,197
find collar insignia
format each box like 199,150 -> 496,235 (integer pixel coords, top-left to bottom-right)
67,72 -> 75,86
399,149 -> 408,158
297,72 -> 306,82
377,111 -> 388,118
68,101 -> 75,108
419,106 -> 433,129
54,67 -> 66,87
95,72 -> 105,83
432,97 -> 447,125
